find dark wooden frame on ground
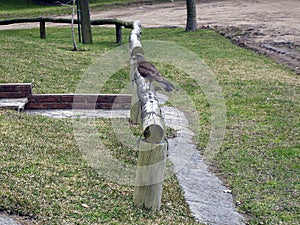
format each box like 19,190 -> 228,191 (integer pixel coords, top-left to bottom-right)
0,83 -> 131,110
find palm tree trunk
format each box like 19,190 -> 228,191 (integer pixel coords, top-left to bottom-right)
185,0 -> 197,32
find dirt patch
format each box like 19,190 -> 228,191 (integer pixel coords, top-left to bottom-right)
213,25 -> 300,74
1,0 -> 299,74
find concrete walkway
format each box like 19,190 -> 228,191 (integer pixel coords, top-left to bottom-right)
0,215 -> 21,225
0,98 -> 28,112
25,108 -> 130,118
162,106 -> 244,224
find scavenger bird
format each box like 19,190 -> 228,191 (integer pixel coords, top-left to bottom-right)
135,53 -> 174,92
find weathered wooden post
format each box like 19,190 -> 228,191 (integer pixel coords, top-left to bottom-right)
39,20 -> 46,39
129,21 -> 167,211
134,140 -> 167,210
115,24 -> 122,44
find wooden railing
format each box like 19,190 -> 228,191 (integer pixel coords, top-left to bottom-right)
129,21 -> 167,211
0,17 -> 133,43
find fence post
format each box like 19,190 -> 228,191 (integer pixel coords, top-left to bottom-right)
134,140 -> 167,210
115,24 -> 122,44
40,20 -> 46,39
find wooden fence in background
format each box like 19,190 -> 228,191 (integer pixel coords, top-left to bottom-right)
0,17 -> 133,44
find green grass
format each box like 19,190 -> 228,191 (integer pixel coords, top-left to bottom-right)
0,111 -> 195,224
0,27 -> 131,93
0,27 -> 299,224
0,0 -> 63,19
0,0 -> 36,10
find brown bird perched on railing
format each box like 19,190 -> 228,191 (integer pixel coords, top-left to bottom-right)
135,53 -> 174,92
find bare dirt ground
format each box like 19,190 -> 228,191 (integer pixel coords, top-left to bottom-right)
1,0 -> 299,74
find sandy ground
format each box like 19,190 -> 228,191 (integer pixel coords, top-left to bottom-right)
1,0 -> 299,74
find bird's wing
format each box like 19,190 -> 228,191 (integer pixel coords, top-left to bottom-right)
137,61 -> 164,82
137,61 -> 174,92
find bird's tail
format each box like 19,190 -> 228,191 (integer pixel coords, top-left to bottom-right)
159,79 -> 174,92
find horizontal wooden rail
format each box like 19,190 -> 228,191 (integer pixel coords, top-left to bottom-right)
0,17 -> 133,43
0,17 -> 133,28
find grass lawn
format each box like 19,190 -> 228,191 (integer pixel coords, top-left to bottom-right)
0,0 -> 66,19
0,26 -> 299,224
